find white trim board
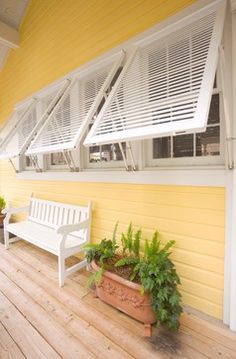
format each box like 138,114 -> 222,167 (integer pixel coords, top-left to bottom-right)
225,7 -> 236,332
16,168 -> 226,186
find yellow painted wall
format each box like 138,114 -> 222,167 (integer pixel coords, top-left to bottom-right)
0,0 -> 225,320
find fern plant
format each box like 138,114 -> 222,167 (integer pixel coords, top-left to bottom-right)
84,221 -> 118,265
130,232 -> 182,330
84,222 -> 182,331
0,196 -> 6,211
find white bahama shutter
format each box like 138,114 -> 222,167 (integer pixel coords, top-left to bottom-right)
84,0 -> 226,146
26,51 -> 125,155
0,80 -> 70,159
0,112 -> 18,146
0,99 -> 37,159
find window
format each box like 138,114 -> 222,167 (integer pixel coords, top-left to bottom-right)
84,1 -> 225,146
26,52 -> 125,160
0,112 -> 18,147
0,99 -> 37,160
84,66 -> 128,169
145,74 -> 223,167
21,80 -> 70,171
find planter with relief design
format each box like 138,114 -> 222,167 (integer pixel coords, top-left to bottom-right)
91,260 -> 156,337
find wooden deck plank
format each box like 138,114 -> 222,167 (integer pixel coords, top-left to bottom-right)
8,241 -> 236,359
180,326 -> 236,359
0,252 -> 133,359
0,241 -> 236,359
0,271 -> 95,359
181,312 -> 236,352
5,244 -> 219,358
0,320 -> 25,359
4,244 -> 167,359
0,291 -> 59,359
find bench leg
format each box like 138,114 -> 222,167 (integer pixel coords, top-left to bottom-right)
4,229 -> 9,250
58,254 -> 65,287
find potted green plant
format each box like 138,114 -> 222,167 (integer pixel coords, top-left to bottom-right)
84,223 -> 182,337
0,196 -> 6,227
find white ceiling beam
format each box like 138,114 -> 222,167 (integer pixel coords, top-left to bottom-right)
0,20 -> 19,49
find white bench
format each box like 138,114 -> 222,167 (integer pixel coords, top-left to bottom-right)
3,196 -> 92,287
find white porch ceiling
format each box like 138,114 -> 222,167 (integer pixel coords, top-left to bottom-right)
0,0 -> 28,70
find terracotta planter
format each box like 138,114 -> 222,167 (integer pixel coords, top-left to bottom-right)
91,260 -> 156,337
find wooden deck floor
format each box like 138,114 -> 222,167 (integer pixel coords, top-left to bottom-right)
0,241 -> 236,359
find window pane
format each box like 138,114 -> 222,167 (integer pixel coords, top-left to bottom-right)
89,143 -> 125,163
213,75 -> 217,89
25,156 -> 33,167
208,94 -> 219,124
173,134 -> 193,157
196,126 -> 220,156
50,152 -> 66,165
153,137 -> 171,159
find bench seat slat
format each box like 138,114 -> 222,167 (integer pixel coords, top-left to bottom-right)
6,221 -> 86,255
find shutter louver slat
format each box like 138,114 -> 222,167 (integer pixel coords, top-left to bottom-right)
84,1 -> 225,146
26,52 -> 124,155
0,112 -> 18,147
0,80 -> 70,159
0,100 -> 37,159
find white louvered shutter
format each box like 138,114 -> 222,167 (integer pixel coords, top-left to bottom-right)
26,52 -> 124,155
84,1 -> 225,146
0,100 -> 37,159
0,112 -> 18,147
0,81 -> 70,160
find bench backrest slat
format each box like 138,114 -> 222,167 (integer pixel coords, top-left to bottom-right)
28,198 -> 91,241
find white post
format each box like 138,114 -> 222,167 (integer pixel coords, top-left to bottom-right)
58,253 -> 65,287
229,7 -> 236,331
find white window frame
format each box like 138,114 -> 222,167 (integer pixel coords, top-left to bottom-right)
19,80 -> 70,171
83,141 -> 139,170
144,69 -> 225,168
43,84 -> 80,171
84,0 -> 226,147
26,52 -> 125,157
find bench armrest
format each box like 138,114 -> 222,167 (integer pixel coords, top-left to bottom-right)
56,219 -> 90,236
2,205 -> 29,215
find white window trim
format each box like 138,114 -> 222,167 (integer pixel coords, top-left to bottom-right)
19,80 -> 70,172
144,77 -> 225,168
16,167 -> 226,186
84,0 -> 226,147
26,51 -> 125,156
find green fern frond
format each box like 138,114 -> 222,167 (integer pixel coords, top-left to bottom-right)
115,256 -> 139,267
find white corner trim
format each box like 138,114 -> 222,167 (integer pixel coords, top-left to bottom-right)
0,20 -> 19,48
227,8 -> 236,331
16,168 -> 226,187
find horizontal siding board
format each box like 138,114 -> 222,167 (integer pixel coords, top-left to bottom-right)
92,213 -> 224,242
181,292 -> 223,319
175,263 -> 224,291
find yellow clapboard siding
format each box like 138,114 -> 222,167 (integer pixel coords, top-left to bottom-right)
174,263 -> 224,291
92,214 -> 225,242
181,292 -> 223,319
0,0 -> 225,320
